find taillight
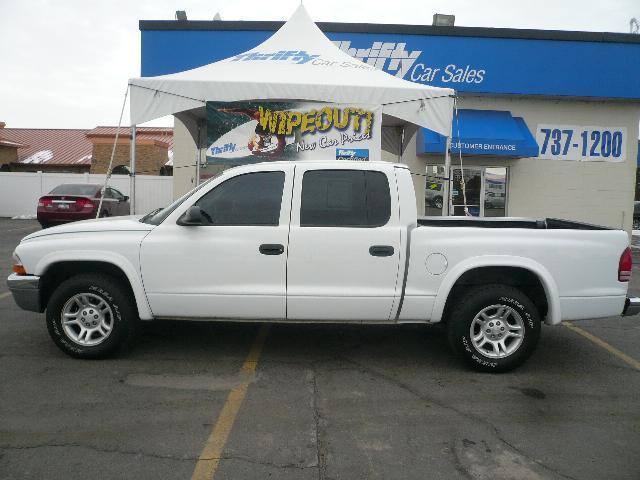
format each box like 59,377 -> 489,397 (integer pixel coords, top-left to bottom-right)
37,197 -> 53,208
77,198 -> 95,209
618,247 -> 633,282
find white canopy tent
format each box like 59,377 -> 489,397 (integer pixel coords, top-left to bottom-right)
127,5 -> 456,212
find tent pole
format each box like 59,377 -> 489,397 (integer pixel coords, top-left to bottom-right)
130,125 -> 136,214
195,122 -> 201,185
442,136 -> 452,216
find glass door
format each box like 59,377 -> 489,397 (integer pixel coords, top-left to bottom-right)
424,165 -> 508,217
450,167 -> 483,217
483,167 -> 507,217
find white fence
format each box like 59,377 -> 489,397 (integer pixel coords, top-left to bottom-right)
0,172 -> 173,217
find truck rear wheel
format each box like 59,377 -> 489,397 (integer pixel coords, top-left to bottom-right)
447,284 -> 541,372
46,274 -> 137,359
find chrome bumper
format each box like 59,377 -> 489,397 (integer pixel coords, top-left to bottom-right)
6,273 -> 42,312
622,297 -> 640,317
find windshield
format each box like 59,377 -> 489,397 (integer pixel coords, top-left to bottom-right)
140,177 -> 216,225
49,184 -> 100,196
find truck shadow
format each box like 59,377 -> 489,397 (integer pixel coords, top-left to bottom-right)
132,319 -> 579,376
134,321 -> 455,368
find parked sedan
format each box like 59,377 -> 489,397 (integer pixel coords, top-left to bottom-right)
485,191 -> 506,209
37,184 -> 129,228
425,182 -> 444,209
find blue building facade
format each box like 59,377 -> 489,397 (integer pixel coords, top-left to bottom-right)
140,19 -> 640,229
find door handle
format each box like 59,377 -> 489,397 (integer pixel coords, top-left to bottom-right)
259,243 -> 285,255
369,245 -> 394,257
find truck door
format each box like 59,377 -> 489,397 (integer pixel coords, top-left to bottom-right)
286,166 -> 402,321
140,165 -> 293,319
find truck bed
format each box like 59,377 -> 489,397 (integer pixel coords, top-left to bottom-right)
417,217 -> 612,230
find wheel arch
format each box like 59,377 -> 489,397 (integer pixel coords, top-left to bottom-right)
36,254 -> 153,320
431,256 -> 561,325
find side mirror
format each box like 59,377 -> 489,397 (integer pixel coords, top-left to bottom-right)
122,196 -> 129,202
177,205 -> 204,226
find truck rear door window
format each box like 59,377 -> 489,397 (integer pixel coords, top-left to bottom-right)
300,170 -> 390,227
196,171 -> 285,226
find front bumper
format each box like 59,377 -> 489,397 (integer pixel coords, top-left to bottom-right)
622,297 -> 640,317
6,273 -> 42,312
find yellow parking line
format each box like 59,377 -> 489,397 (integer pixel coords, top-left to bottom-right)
564,321 -> 640,371
191,324 -> 270,480
0,292 -> 11,300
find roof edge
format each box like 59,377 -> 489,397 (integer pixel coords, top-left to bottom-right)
139,20 -> 640,44
1,127 -> 91,131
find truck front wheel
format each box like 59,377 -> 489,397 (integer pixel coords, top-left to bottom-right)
46,274 -> 137,359
447,285 -> 541,372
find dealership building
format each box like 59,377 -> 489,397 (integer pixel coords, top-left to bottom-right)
139,18 -> 640,231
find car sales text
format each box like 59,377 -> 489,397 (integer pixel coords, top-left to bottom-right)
411,63 -> 485,84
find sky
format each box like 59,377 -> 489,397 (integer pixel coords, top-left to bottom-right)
0,0 -> 638,129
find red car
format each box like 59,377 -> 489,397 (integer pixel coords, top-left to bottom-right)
37,184 -> 130,228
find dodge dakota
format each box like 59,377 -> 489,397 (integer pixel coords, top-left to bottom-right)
7,161 -> 640,371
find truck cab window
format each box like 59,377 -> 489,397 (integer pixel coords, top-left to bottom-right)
196,171 -> 285,226
300,170 -> 390,227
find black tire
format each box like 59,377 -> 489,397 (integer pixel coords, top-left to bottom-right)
446,284 -> 541,373
39,222 -> 50,229
46,274 -> 137,359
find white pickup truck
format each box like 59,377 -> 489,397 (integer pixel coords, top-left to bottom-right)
7,160 -> 639,371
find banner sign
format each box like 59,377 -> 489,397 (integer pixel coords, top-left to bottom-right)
206,101 -> 381,165
536,124 -> 627,162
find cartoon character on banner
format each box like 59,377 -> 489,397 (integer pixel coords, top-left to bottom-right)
219,108 -> 285,157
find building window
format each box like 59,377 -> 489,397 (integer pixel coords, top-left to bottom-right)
425,165 -> 446,215
426,165 -> 508,217
111,165 -> 130,175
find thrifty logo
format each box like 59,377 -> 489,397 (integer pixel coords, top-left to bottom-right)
209,143 -> 236,155
231,50 -> 319,64
333,41 -> 421,77
336,148 -> 369,161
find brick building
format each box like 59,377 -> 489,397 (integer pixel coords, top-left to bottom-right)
87,127 -> 173,176
0,122 -> 173,175
0,129 -> 27,167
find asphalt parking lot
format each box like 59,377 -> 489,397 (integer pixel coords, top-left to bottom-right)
1,218 -> 639,480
